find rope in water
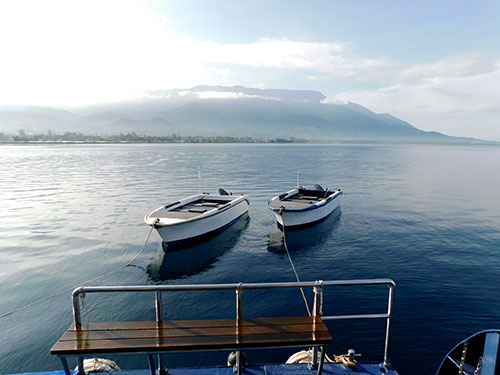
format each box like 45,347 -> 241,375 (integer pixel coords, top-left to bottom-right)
0,225 -> 155,321
279,207 -> 311,316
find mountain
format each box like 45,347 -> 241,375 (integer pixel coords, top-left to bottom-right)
0,86 -> 491,143
0,105 -> 77,133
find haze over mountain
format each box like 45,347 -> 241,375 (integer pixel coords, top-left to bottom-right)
0,86 -> 491,143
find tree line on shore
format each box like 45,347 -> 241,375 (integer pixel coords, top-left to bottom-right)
0,130 -> 304,144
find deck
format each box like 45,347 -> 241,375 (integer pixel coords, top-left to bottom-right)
10,363 -> 399,375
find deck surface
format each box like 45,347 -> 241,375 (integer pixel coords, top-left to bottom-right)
11,363 -> 398,375
51,317 -> 332,355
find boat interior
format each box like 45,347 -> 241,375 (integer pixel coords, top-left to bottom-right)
152,197 -> 233,220
269,189 -> 336,210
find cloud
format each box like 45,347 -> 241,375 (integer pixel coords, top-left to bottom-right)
0,0 -> 206,105
0,1 -> 389,105
398,52 -> 498,82
0,1 -> 394,106
199,38 -> 393,80
195,91 -> 276,100
330,59 -> 500,140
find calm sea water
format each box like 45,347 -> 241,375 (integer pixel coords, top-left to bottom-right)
1,143 -> 500,375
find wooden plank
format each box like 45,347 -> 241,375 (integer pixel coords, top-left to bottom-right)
67,317 -> 321,331
51,330 -> 332,355
52,317 -> 332,356
59,321 -> 329,341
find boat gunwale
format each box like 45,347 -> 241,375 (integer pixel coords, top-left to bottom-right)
145,194 -> 249,227
267,188 -> 342,212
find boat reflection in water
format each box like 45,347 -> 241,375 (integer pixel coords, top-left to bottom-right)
147,213 -> 249,281
267,207 -> 341,254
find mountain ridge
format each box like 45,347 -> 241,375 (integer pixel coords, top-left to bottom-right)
0,86 -> 493,144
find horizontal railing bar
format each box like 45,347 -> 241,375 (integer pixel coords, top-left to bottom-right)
72,279 -> 395,297
322,313 -> 390,320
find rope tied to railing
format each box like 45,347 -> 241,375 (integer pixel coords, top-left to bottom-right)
278,206 -> 311,317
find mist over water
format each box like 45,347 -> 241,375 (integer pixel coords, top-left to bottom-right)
1,144 -> 500,375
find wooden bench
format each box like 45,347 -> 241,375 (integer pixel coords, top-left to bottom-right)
51,316 -> 332,375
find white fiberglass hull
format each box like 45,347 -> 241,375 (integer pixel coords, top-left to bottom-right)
146,194 -> 249,245
272,195 -> 341,227
268,188 -> 342,228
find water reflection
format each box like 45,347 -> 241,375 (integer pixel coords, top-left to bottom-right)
267,208 -> 341,253
147,213 -> 250,281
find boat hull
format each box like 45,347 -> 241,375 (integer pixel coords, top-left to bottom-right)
154,198 -> 249,244
272,194 -> 341,228
268,187 -> 342,228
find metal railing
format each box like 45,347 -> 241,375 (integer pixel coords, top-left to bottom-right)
71,278 -> 395,366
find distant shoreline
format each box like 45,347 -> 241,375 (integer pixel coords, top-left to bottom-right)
2,140 -> 499,146
0,131 -> 498,146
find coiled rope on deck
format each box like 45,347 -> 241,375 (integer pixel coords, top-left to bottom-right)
0,225 -> 155,320
278,207 -> 311,316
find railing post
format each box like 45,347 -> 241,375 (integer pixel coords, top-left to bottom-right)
155,290 -> 163,323
155,290 -> 166,375
235,283 -> 243,334
312,280 -> 323,318
235,283 -> 243,375
311,281 -> 323,368
77,356 -> 84,375
383,285 -> 394,367
72,292 -> 82,328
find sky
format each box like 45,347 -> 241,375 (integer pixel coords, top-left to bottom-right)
0,0 -> 499,140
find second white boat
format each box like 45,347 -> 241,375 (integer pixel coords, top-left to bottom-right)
268,184 -> 342,228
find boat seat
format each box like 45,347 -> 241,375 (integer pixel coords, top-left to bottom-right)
188,207 -> 208,213
200,202 -> 220,207
51,316 -> 332,375
301,196 -> 319,200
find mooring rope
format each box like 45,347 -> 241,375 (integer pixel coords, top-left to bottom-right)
279,207 -> 311,316
0,225 -> 155,320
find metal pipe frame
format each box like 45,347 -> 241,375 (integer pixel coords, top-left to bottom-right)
71,278 -> 395,366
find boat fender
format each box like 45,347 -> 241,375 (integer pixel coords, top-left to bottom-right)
286,349 -> 313,364
75,357 -> 121,372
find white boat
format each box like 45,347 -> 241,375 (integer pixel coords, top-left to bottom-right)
145,189 -> 249,245
268,184 -> 342,228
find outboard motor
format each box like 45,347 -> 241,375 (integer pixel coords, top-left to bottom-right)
313,184 -> 324,191
218,188 -> 230,195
